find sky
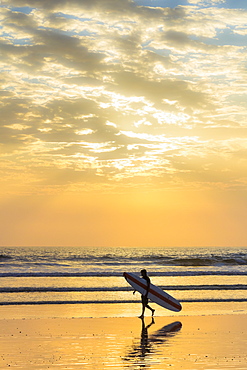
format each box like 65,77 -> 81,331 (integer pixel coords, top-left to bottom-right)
0,0 -> 247,247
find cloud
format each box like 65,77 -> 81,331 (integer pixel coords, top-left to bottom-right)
188,0 -> 225,5
0,0 -> 247,193
112,71 -> 213,111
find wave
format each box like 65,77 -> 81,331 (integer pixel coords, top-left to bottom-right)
172,257 -> 247,266
0,298 -> 247,306
1,284 -> 247,293
68,253 -> 247,266
75,254 -> 247,266
1,271 -> 247,278
1,249 -> 247,267
0,254 -> 12,260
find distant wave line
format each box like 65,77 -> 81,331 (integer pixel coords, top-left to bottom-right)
1,298 -> 247,306
1,271 -> 247,278
1,284 -> 247,293
1,254 -> 247,266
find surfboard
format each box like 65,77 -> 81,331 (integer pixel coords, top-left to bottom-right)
123,272 -> 182,312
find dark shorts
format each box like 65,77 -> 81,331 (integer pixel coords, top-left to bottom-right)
141,295 -> 148,305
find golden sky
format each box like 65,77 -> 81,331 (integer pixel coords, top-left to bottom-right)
1,0 -> 247,247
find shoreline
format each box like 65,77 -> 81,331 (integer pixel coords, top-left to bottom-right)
1,311 -> 247,369
0,301 -> 247,320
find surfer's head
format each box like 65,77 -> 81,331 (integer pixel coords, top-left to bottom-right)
141,269 -> 147,277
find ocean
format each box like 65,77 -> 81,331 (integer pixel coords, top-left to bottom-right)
0,246 -> 247,315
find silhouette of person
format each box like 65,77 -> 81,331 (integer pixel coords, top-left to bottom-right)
123,317 -> 155,365
134,269 -> 155,318
140,317 -> 155,357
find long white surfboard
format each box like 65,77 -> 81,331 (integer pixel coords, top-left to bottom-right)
123,272 -> 182,312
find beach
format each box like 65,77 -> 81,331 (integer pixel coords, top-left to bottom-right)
1,303 -> 247,369
1,247 -> 247,368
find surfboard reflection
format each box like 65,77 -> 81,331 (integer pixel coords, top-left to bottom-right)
123,319 -> 182,368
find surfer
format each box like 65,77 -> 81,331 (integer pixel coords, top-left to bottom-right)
134,269 -> 155,318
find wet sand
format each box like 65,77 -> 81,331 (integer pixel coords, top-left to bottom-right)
1,305 -> 247,369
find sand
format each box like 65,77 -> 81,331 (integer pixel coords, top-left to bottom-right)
1,305 -> 247,369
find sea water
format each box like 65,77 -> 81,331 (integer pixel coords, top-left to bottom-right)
0,246 -> 247,313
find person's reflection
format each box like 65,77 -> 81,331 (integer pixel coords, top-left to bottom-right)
140,317 -> 155,358
124,318 -> 182,368
124,317 -> 155,367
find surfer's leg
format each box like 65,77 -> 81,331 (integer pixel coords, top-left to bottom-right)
146,304 -> 155,316
139,303 -> 145,318
139,295 -> 147,318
